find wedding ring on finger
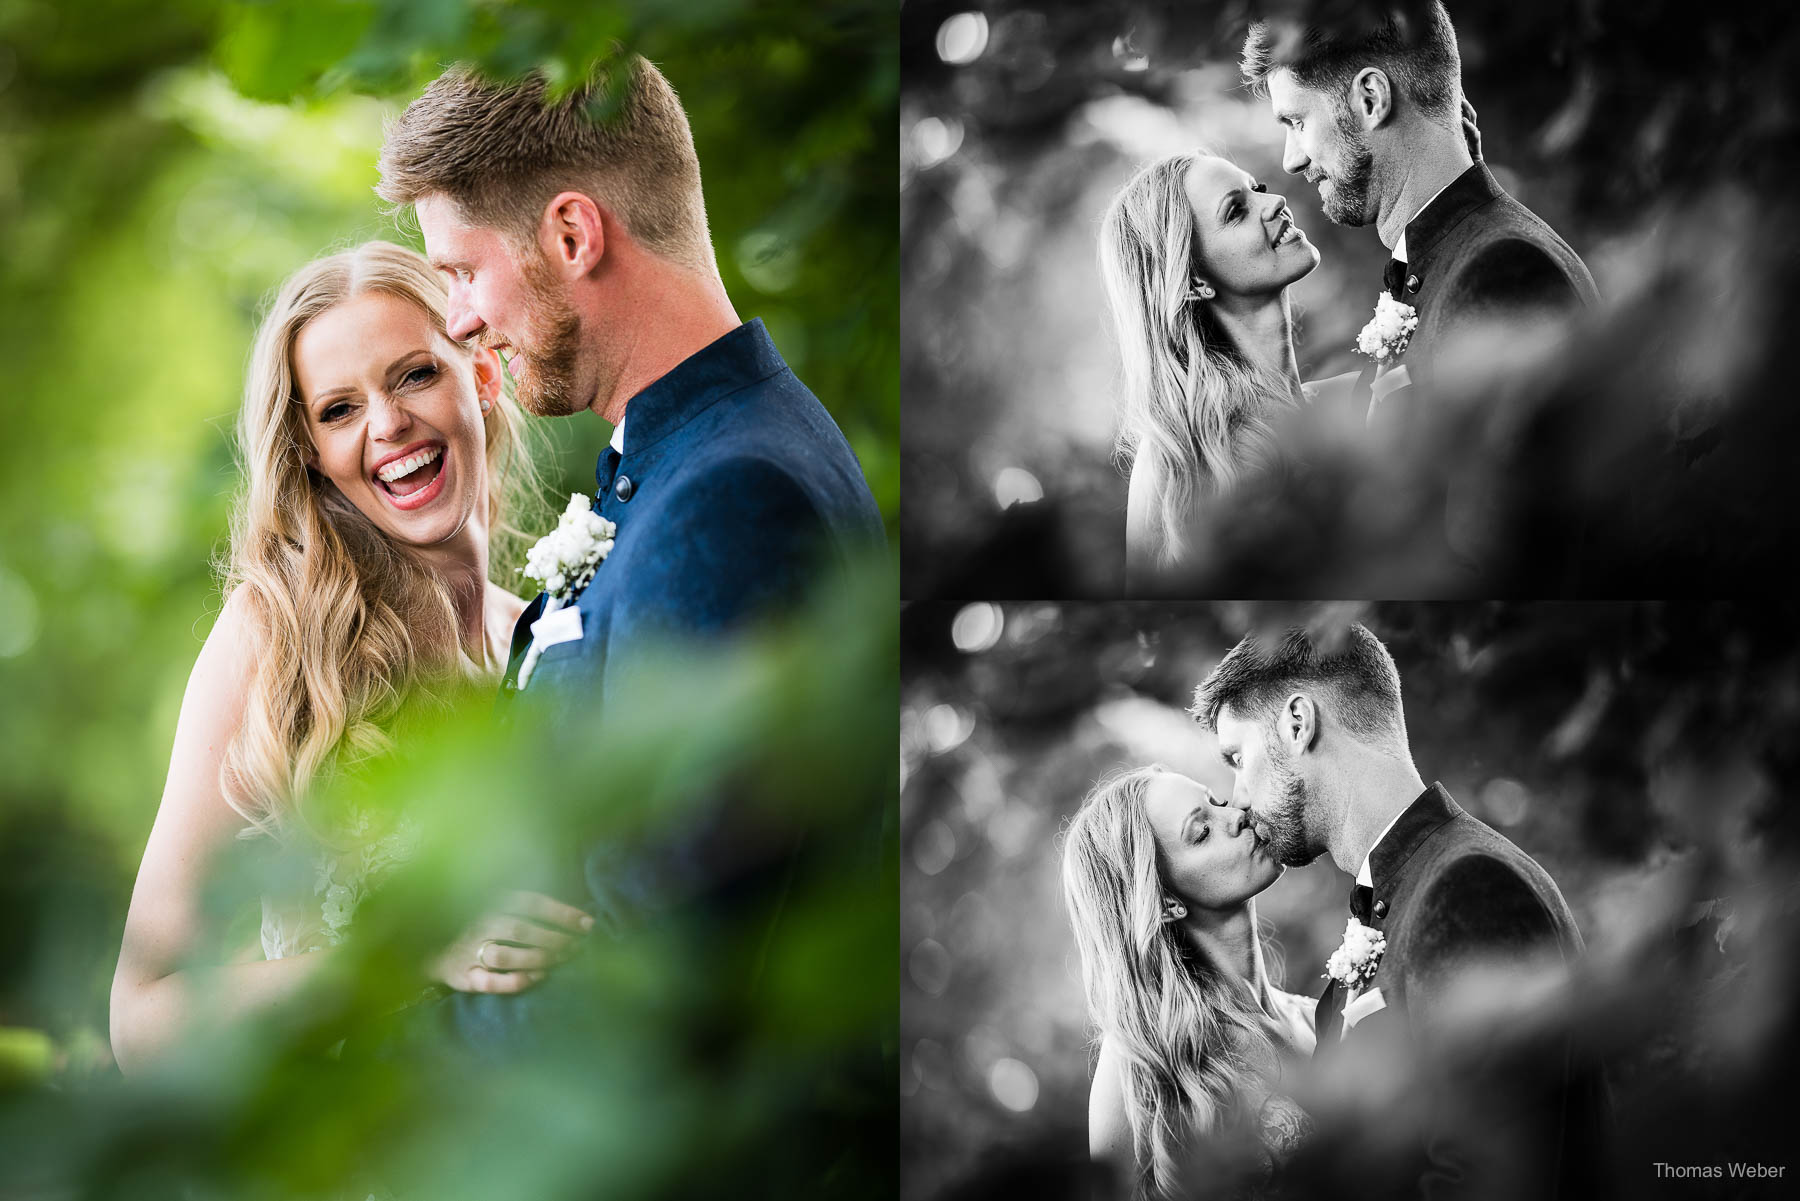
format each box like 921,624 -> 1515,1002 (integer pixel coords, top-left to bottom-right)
477,939 -> 499,971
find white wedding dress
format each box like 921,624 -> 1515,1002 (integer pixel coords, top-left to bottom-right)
258,602 -> 514,961
259,807 -> 421,960
1252,986 -> 1318,1162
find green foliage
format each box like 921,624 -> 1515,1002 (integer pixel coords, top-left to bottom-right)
0,1 -> 896,1195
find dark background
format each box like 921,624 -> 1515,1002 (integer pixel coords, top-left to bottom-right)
901,601 -> 1800,1199
900,0 -> 1800,597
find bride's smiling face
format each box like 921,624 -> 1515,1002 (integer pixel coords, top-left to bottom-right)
1183,156 -> 1320,301
1143,770 -> 1284,912
293,291 -> 501,552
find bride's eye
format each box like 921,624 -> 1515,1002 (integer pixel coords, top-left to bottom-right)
321,401 -> 352,422
402,364 -> 438,387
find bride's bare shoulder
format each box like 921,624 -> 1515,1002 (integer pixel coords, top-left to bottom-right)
485,580 -> 529,628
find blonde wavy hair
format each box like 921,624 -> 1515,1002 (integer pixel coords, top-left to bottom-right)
1098,153 -> 1299,567
1061,765 -> 1286,1200
221,240 -> 539,840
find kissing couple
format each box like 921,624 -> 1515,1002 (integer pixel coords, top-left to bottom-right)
111,55 -> 883,1070
1062,624 -> 1610,1200
1102,3 -> 1598,586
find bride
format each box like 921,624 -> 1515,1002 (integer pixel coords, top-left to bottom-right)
110,242 -> 590,1073
1097,153 -> 1326,589
1062,765 -> 1316,1200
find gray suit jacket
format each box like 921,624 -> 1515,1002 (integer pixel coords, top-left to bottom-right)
1371,163 -> 1597,423
1315,784 -> 1608,1200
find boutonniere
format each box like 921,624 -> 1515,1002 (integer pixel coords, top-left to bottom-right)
1323,916 -> 1388,992
1354,294 -> 1419,364
521,493 -> 616,605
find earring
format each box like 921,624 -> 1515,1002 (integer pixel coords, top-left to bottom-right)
1186,279 -> 1215,302
480,398 -> 493,414
1161,898 -> 1187,923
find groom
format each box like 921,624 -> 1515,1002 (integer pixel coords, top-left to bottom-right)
377,54 -> 884,701
1243,3 -> 1597,426
373,57 -> 884,1030
1193,623 -> 1607,1199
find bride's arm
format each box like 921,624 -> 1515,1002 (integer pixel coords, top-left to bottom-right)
109,592 -> 339,1074
1124,456 -> 1163,594
1089,1036 -> 1134,1191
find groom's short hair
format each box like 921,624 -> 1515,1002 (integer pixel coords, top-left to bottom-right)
1192,623 -> 1406,746
376,55 -> 714,275
1241,1 -> 1462,126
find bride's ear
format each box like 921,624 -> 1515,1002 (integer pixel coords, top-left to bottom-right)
472,346 -> 502,413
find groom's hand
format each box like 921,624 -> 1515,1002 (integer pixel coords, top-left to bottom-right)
428,890 -> 595,995
1461,97 -> 1483,162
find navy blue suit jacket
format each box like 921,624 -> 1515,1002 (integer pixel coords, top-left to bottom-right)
508,316 -> 884,700
440,318 -> 883,1050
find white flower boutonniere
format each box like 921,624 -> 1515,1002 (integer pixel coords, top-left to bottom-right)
1323,916 -> 1388,993
1354,294 -> 1420,364
521,493 -> 616,604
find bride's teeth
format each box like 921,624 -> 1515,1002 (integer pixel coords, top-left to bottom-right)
377,446 -> 442,483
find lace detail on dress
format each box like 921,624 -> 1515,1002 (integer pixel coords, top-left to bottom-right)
260,808 -> 420,961
258,592 -> 517,962
1250,988 -> 1320,1173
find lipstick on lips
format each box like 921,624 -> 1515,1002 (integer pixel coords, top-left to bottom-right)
371,439 -> 448,511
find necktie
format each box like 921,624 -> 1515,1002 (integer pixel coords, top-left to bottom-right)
1350,883 -> 1374,924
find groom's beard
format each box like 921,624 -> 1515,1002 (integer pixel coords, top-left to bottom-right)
1257,755 -> 1320,868
504,256 -> 587,418
1318,113 -> 1376,227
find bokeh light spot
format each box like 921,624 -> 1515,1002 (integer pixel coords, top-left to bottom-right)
0,565 -> 40,658
909,938 -> 952,996
911,116 -> 964,169
993,466 -> 1044,508
922,703 -> 975,753
914,819 -> 958,876
936,13 -> 989,65
735,229 -> 801,295
989,1057 -> 1040,1112
1481,777 -> 1532,826
951,602 -> 1004,653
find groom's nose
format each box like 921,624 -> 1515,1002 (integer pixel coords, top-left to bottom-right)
1281,129 -> 1308,177
445,282 -> 484,342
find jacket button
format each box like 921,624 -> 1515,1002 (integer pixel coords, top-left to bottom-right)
614,475 -> 635,502
1373,899 -> 1388,919
1405,275 -> 1421,294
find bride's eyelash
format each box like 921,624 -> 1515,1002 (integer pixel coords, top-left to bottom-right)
402,364 -> 438,386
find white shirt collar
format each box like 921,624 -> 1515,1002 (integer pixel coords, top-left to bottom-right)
1355,806 -> 1409,888
609,416 -> 626,455
1392,175 -> 1459,265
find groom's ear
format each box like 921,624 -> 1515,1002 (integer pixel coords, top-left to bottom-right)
538,191 -> 607,279
1350,67 -> 1394,129
1283,693 -> 1318,754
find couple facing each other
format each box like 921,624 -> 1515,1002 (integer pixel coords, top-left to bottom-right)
1062,625 -> 1607,1200
1100,3 -> 1599,584
110,56 -> 883,1071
